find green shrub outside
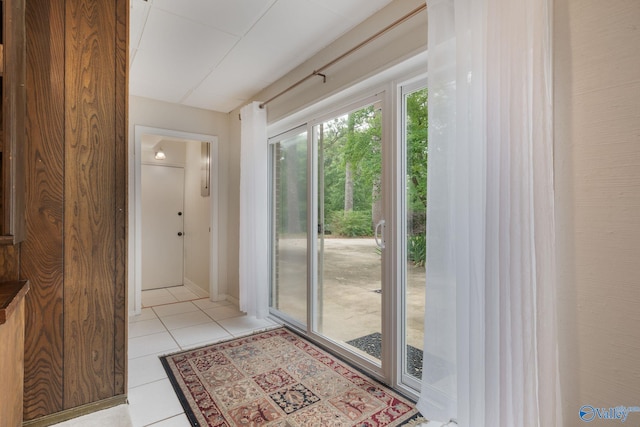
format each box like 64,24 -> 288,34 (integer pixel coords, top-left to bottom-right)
408,234 -> 426,267
328,210 -> 373,237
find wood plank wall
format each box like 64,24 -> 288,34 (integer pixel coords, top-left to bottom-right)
0,245 -> 20,281
19,0 -> 128,421
22,0 -> 65,418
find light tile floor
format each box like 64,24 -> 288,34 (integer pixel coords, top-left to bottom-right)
126,291 -> 279,426
52,286 -> 438,427
140,286 -> 202,307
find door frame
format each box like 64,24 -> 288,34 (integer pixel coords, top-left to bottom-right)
130,125 -> 219,315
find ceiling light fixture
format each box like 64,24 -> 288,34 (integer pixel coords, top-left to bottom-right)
155,149 -> 166,160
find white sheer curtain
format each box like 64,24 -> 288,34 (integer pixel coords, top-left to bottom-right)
239,101 -> 269,319
418,0 -> 562,426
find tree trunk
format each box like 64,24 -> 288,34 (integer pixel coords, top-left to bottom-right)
344,162 -> 353,212
344,113 -> 356,213
371,177 -> 382,227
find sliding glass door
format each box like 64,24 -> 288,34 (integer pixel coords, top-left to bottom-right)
269,77 -> 427,394
313,99 -> 384,367
270,127 -> 308,326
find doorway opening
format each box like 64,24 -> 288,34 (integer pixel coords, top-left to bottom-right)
130,126 -> 219,315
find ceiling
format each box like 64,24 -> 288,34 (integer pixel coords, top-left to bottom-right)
129,0 -> 395,114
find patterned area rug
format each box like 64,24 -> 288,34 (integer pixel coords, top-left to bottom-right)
161,327 -> 421,426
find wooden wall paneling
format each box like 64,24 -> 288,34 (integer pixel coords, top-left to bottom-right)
1,0 -> 26,242
113,0 -> 128,396
63,0 -> 117,407
0,245 -> 19,281
19,0 -> 127,420
21,0 -> 65,420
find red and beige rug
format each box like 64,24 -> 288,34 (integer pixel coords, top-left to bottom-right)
161,327 -> 422,426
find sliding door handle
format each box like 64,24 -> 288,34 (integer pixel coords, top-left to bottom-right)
374,220 -> 385,249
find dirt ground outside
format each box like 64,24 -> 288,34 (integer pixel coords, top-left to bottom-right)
273,236 -> 426,354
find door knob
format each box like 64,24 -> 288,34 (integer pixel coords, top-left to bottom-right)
178,212 -> 182,216
177,232 -> 183,236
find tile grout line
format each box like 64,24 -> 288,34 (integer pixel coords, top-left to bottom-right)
194,302 -> 235,338
144,412 -> 188,427
160,301 -> 232,350
152,306 -> 184,350
135,295 -> 267,353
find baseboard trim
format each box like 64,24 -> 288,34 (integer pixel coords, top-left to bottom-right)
23,395 -> 127,427
183,278 -> 209,298
227,295 -> 239,306
219,293 -> 239,306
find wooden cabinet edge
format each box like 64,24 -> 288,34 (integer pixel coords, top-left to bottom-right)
0,279 -> 29,324
0,279 -> 28,427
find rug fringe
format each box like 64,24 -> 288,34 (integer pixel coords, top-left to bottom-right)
402,416 -> 429,426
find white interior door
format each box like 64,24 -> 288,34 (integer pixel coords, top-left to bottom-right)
141,164 -> 185,290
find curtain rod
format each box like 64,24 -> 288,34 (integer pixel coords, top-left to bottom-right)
259,3 -> 427,109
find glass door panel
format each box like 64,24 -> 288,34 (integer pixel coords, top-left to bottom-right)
314,101 -> 384,365
402,85 -> 427,385
270,129 -> 308,326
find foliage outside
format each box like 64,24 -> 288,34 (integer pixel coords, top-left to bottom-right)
320,104 -> 382,223
405,88 -> 428,266
329,210 -> 373,237
274,88 -> 428,265
407,234 -> 427,267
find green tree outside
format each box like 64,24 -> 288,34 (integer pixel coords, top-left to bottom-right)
321,90 -> 427,249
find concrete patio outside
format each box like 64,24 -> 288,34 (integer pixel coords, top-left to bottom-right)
273,236 -> 425,369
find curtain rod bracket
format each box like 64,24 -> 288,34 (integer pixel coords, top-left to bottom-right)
313,71 -> 327,83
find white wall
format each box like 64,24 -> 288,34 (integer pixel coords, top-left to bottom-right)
554,1 -> 640,424
183,141 -> 211,293
129,96 -> 231,311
